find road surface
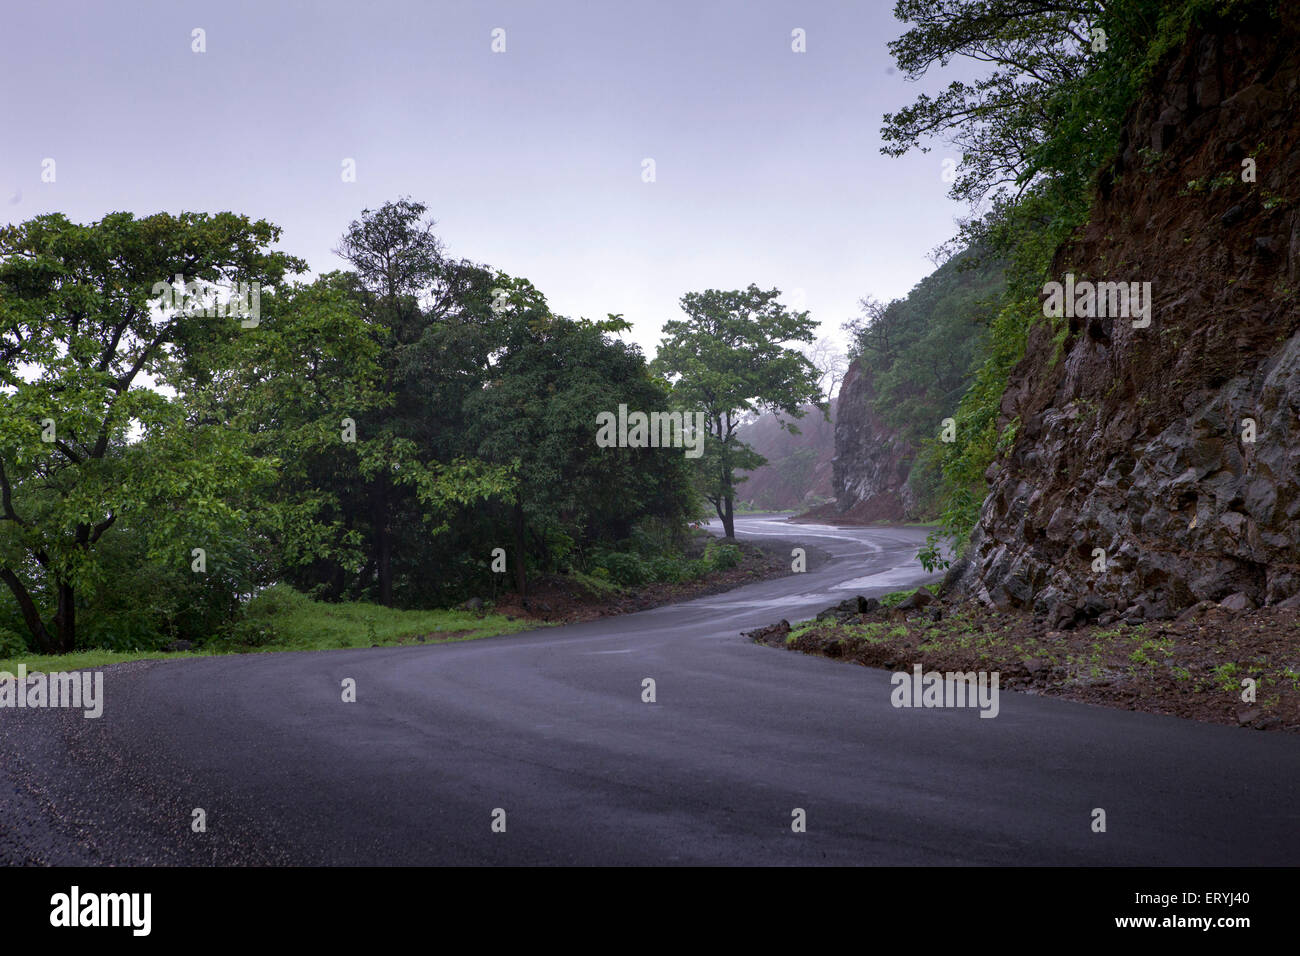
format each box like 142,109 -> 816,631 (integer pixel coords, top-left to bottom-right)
2,515 -> 1297,865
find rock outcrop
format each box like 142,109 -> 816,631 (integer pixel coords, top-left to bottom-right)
955,14 -> 1300,624
825,360 -> 918,522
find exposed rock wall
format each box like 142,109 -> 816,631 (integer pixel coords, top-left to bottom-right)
955,14 -> 1300,625
828,360 -> 917,522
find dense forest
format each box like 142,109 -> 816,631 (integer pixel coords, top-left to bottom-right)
841,249 -> 1004,520
0,201 -> 822,654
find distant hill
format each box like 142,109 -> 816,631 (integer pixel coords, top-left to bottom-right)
735,400 -> 836,511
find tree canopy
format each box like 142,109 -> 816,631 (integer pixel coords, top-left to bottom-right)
652,284 -> 824,538
0,202 -> 777,653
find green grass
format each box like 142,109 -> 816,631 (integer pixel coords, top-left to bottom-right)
0,586 -> 541,673
1211,661 -> 1241,694
1127,634 -> 1175,674
563,568 -> 627,598
878,588 -> 917,608
243,601 -> 537,653
0,648 -> 212,673
788,620 -> 820,641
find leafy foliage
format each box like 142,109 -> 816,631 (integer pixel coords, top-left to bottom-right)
0,200 -> 734,651
0,211 -> 300,652
652,284 -> 825,538
844,250 -> 1004,515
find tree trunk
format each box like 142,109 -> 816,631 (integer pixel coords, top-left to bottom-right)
718,430 -> 736,539
51,580 -> 76,653
512,497 -> 527,598
372,475 -> 393,606
0,568 -> 55,653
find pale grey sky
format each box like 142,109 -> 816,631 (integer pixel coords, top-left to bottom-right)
2,0 -> 970,357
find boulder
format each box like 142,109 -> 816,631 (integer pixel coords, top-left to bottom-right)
1219,591 -> 1254,612
896,587 -> 935,611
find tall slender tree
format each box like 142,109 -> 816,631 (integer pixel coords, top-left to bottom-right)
652,285 -> 824,539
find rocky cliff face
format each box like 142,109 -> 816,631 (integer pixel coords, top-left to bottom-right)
826,360 -> 917,522
955,14 -> 1300,625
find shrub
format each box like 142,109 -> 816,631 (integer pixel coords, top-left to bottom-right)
647,554 -> 711,583
244,583 -> 312,620
646,556 -> 682,583
706,542 -> 742,571
219,617 -> 278,648
592,551 -> 648,587
214,584 -> 309,648
0,626 -> 27,658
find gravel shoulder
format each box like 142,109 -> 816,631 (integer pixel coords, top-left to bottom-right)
0,661 -> 297,866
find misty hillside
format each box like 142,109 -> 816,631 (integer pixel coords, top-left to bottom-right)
735,400 -> 836,511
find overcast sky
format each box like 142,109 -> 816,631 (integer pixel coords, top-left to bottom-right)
2,0 -> 970,358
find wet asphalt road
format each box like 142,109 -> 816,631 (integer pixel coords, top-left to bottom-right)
2,515 -> 1297,865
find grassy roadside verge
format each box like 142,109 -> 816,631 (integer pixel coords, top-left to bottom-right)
0,536 -> 794,673
0,589 -> 540,673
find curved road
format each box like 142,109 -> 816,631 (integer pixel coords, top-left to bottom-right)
2,516 -> 1298,865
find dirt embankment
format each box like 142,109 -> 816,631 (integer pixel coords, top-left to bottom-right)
747,589 -> 1300,732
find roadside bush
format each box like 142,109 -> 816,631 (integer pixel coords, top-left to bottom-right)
213,584 -> 309,648
645,556 -> 681,583
218,617 -> 278,648
0,626 -> 27,658
589,535 -> 738,587
646,554 -> 710,584
706,541 -> 742,571
591,551 -> 648,587
78,613 -> 170,653
244,583 -> 312,619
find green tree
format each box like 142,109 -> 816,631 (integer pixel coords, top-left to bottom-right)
0,211 -> 300,652
844,250 -> 1004,449
331,198 -> 511,605
881,0 -> 1164,214
467,276 -> 695,596
653,285 -> 824,539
